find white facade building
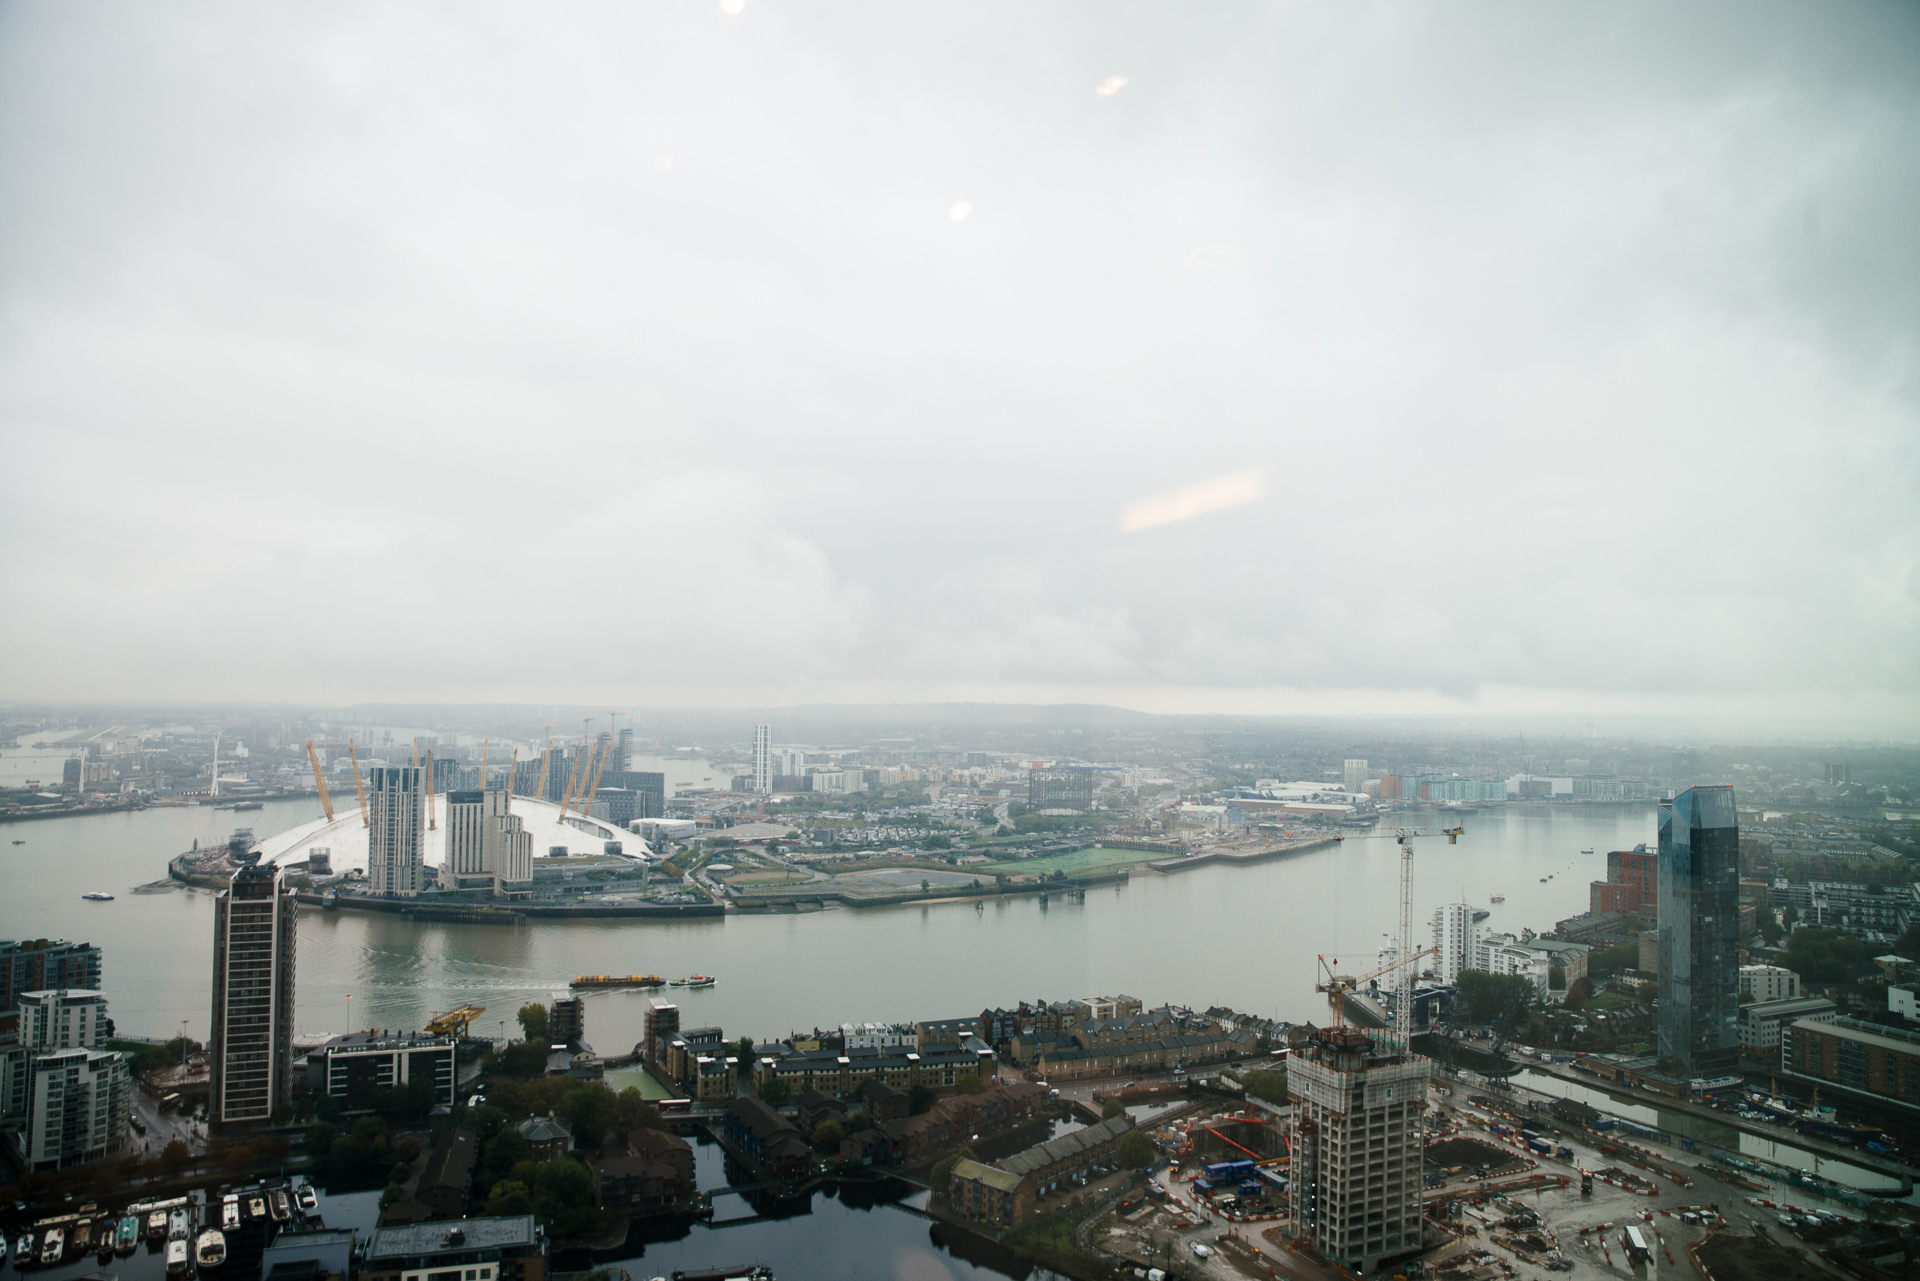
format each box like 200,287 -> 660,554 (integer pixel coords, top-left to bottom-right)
446,787 -> 533,895
23,1046 -> 129,1172
1740,965 -> 1801,1004
753,724 -> 772,795
1741,997 -> 1835,1057
210,864 -> 297,1128
2,989 -> 116,1135
1431,902 -> 1478,985
368,766 -> 425,896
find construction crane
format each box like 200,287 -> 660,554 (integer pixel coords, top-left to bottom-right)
424,1005 -> 486,1038
305,738 -> 334,822
1316,946 -> 1438,1032
347,737 -> 369,827
1387,824 -> 1463,1047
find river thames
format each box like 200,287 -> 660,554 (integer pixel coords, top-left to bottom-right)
1,800 -> 1656,1051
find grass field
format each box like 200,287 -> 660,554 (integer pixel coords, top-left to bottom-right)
722,869 -> 814,886
980,845 -> 1154,878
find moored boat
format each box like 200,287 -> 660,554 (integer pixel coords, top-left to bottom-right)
166,1236 -> 190,1276
147,1210 -> 169,1242
221,1197 -> 240,1231
14,1230 -> 36,1269
119,1215 -> 141,1253
268,1189 -> 290,1222
246,1196 -> 266,1222
195,1229 -> 226,1271
571,974 -> 664,989
168,1209 -> 190,1241
296,1185 -> 318,1212
40,1229 -> 64,1265
71,1220 -> 93,1255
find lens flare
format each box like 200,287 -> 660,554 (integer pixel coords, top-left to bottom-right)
1120,470 -> 1266,532
1096,76 -> 1128,96
652,155 -> 673,172
949,201 -> 972,221
719,0 -> 744,14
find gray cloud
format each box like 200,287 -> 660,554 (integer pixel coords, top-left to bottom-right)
0,1 -> 1915,724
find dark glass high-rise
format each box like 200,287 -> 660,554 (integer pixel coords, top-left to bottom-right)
1656,785 -> 1740,1078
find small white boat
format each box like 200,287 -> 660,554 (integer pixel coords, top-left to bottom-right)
296,1185 -> 317,1211
221,1197 -> 240,1230
82,891 -> 115,901
195,1228 -> 226,1271
166,1235 -> 190,1276
246,1196 -> 266,1221
268,1189 -> 290,1222
41,1229 -> 64,1265
147,1210 -> 169,1241
1489,894 -> 1505,903
14,1231 -> 36,1267
168,1208 -> 190,1241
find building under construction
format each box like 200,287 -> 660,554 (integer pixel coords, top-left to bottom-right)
1289,1024 -> 1430,1274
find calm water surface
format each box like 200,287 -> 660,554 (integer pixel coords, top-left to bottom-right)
1,801 -> 1655,1052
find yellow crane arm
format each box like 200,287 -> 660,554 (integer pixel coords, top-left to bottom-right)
582,733 -> 613,816
533,735 -> 553,803
348,738 -> 369,828
306,738 -> 334,822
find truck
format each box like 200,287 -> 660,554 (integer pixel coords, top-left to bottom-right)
1527,1138 -> 1552,1156
1623,1226 -> 1651,1262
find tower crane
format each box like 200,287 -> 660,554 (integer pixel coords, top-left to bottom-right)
305,738 -> 334,822
1316,947 -> 1438,1034
347,737 -> 369,827
1386,824 -> 1463,1047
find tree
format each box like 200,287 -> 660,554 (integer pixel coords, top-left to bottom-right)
930,1145 -> 977,1196
953,1074 -> 988,1095
484,1180 -> 534,1217
481,1130 -> 531,1186
1781,928 -> 1874,984
1893,924 -> 1920,961
976,807 -> 997,825
390,1160 -> 414,1185
759,1077 -> 791,1107
160,1139 -> 191,1175
1102,1098 -> 1127,1120
921,879 -> 930,894
1548,965 -> 1566,991
1783,902 -> 1799,929
1455,970 -> 1538,1028
1759,914 -> 1784,946
813,1120 -> 844,1152
517,1002 -> 550,1045
1564,977 -> 1593,1011
306,1120 -> 340,1159
380,1182 -> 407,1210
395,1134 -> 423,1163
736,1035 -> 756,1064
908,1084 -> 937,1115
1117,1129 -> 1155,1170
1242,1070 -> 1289,1105
924,835 -> 952,850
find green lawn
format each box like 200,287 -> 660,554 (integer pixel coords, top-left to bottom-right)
1587,990 -> 1637,1011
981,845 -> 1155,878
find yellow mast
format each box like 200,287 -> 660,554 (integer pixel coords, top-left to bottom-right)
558,736 -> 595,820
348,737 -> 369,827
582,713 -> 616,817
306,738 -> 335,822
533,731 -> 554,802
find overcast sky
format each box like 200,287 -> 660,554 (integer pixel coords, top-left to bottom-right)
1,2 -> 1915,729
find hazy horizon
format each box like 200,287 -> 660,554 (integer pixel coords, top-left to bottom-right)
3,3 -> 1915,729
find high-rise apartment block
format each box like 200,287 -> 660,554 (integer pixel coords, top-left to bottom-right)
21,1045 -> 129,1172
1289,1026 -> 1429,1273
2,988 -> 113,1122
616,727 -> 633,773
1657,785 -> 1740,1078
753,724 -> 772,794
210,864 -> 297,1129
368,765 -> 425,897
446,788 -> 533,896
0,939 -> 103,1013
644,999 -> 680,1064
1430,902 -> 1477,984
1343,759 -> 1369,792
1028,766 -> 1095,813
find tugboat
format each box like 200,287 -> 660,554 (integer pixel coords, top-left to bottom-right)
195,1228 -> 227,1272
670,975 -> 716,989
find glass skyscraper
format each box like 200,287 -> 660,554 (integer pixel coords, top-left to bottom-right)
1656,785 -> 1740,1078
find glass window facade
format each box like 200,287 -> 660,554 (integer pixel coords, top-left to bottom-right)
1656,785 -> 1740,1077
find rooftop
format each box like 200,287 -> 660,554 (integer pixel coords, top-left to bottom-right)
366,1215 -> 537,1260
951,1158 -> 1023,1193
997,1114 -> 1132,1178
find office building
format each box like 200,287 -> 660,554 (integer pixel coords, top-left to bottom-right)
0,939 -> 102,1013
22,1045 -> 130,1172
616,727 -> 633,773
446,788 -> 533,896
1430,902 -> 1477,984
1741,965 -> 1801,1004
1656,786 -> 1741,1078
1028,766 -> 1095,813
753,724 -> 772,794
304,1032 -> 456,1111
1590,844 -> 1660,917
369,765 -> 426,897
210,863 -> 297,1129
1289,1025 -> 1428,1273
1343,759 -> 1369,792
600,771 -> 665,819
1741,997 -> 1834,1059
